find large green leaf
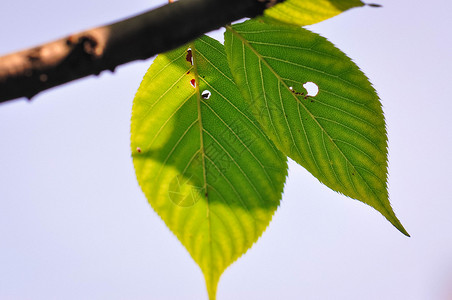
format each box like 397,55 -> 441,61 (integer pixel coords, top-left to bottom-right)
131,35 -> 288,299
225,20 -> 408,236
262,0 -> 364,26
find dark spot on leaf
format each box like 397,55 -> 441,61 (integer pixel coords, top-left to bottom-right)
186,48 -> 193,65
136,147 -> 142,153
187,71 -> 190,74
190,79 -> 196,88
289,86 -> 305,96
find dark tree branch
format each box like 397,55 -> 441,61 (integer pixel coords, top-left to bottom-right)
0,0 -> 284,104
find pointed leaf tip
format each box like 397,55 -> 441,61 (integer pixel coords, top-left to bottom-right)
389,215 -> 410,237
131,35 -> 288,299
225,20 -> 407,235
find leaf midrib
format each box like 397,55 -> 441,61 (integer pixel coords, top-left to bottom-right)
226,25 -> 393,219
191,42 -> 215,292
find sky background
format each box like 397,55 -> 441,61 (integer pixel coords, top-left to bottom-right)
1,0 -> 451,299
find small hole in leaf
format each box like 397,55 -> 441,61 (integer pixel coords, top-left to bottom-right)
201,90 -> 211,99
289,86 -> 293,91
186,48 -> 193,65
190,79 -> 196,88
303,82 -> 319,97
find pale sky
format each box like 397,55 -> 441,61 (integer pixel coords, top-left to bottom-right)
1,0 -> 451,299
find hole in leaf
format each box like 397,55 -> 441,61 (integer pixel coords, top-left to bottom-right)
303,82 -> 319,97
186,48 -> 193,65
190,79 -> 196,88
201,90 -> 211,99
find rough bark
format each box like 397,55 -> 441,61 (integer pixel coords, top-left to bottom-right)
0,0 -> 284,104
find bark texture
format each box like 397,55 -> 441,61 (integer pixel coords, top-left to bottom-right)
0,0 -> 284,103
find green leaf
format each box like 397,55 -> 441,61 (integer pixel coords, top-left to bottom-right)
262,0 -> 364,26
225,20 -> 409,236
131,35 -> 288,299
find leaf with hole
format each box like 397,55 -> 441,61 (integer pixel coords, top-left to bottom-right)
131,35 -> 288,299
225,20 -> 408,236
263,0 -> 364,26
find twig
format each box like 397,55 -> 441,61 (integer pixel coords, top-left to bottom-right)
0,0 -> 284,104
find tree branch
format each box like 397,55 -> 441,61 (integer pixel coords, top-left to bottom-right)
0,0 -> 284,104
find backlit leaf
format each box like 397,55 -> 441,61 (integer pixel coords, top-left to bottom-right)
225,20 -> 408,236
131,35 -> 288,299
263,0 -> 364,26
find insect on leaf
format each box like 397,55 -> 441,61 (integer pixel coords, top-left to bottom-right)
225,20 -> 409,236
262,0 -> 364,26
131,35 -> 288,299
